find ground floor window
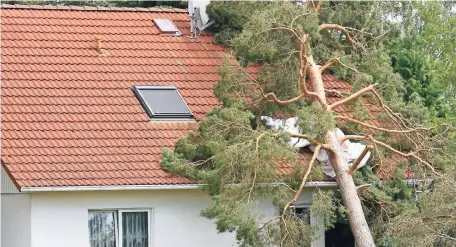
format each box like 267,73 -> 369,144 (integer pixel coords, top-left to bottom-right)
324,218 -> 354,247
293,204 -> 355,247
89,209 -> 151,247
294,206 -> 311,224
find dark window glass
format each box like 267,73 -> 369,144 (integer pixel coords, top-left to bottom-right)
133,86 -> 193,119
295,207 -> 311,224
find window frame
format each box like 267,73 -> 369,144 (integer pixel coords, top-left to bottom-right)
292,206 -> 311,224
88,208 -> 153,247
88,210 -> 119,247
132,85 -> 194,121
118,209 -> 152,247
153,19 -> 181,36
291,204 -> 325,247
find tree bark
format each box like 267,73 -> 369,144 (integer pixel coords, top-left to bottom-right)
326,132 -> 376,247
307,55 -> 376,247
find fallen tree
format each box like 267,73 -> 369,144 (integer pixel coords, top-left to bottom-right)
161,2 -> 453,246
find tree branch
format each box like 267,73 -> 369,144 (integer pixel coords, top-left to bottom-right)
368,135 -> 384,172
328,83 -> 378,111
342,135 -> 442,176
296,32 -> 325,104
247,132 -> 268,204
258,216 -> 280,232
345,27 -> 373,36
255,27 -> 306,47
238,66 -> 308,106
356,184 -> 372,190
289,133 -> 332,151
319,57 -> 339,73
349,145 -> 372,174
311,0 -> 323,13
310,0 -> 316,11
264,92 -> 306,105
370,88 -> 423,150
281,145 -> 321,217
335,116 -> 432,133
319,57 -> 361,74
319,24 -> 356,47
325,89 -> 344,98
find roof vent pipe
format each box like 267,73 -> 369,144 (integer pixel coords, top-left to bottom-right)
94,36 -> 108,57
94,36 -> 102,50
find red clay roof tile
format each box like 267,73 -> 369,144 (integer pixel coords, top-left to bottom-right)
2,5 -> 392,189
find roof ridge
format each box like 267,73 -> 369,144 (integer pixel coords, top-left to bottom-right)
0,3 -> 188,13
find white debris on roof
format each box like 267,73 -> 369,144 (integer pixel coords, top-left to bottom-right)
261,116 -> 310,148
262,116 -> 371,177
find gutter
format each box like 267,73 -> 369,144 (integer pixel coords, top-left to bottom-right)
20,181 -> 338,192
20,184 -> 204,192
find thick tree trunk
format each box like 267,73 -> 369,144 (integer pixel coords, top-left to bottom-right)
306,56 -> 376,247
326,132 -> 376,247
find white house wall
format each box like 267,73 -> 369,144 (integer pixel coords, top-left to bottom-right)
30,188 -> 325,247
30,189 -> 279,247
1,193 -> 32,247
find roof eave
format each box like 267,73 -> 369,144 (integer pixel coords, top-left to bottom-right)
20,181 -> 339,192
20,183 -> 204,192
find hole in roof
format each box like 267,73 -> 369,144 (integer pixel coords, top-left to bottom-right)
133,86 -> 194,120
153,19 -> 180,36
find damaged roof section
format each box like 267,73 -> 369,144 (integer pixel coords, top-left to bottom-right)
0,4 -> 404,189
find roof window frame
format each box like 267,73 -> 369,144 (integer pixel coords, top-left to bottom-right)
132,85 -> 194,121
153,19 -> 181,36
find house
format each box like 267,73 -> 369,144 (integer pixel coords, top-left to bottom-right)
1,4 -> 398,247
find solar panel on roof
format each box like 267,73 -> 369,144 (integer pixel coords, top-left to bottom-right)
133,86 -> 194,120
153,19 -> 180,35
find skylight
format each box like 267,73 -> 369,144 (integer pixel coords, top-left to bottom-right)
133,86 -> 194,120
153,19 -> 180,35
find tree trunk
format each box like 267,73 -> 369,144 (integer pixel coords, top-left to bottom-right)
306,56 -> 376,247
326,132 -> 376,247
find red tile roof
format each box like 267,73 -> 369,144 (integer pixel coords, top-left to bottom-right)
0,4 -> 388,189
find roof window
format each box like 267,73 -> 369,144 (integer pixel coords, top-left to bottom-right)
133,86 -> 194,120
153,19 -> 180,35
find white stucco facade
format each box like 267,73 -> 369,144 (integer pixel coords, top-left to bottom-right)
1,185 -> 328,247
29,189 -> 242,247
1,193 -> 32,247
